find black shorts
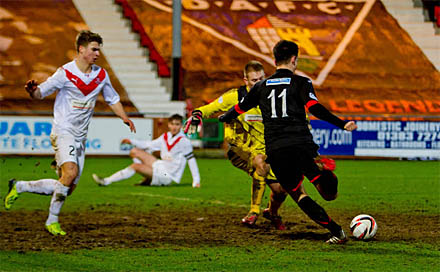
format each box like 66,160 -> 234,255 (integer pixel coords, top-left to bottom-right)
266,144 -> 320,192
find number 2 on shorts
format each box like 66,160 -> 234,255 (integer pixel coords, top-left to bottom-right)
69,145 -> 75,156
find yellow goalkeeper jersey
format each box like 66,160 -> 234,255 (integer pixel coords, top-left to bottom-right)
196,86 -> 265,152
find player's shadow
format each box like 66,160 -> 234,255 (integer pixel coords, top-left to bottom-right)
258,222 -> 329,241
278,231 -> 330,241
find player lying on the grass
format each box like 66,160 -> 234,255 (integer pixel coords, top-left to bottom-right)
185,61 -> 288,230
219,40 -> 357,244
4,30 -> 136,236
93,114 -> 201,188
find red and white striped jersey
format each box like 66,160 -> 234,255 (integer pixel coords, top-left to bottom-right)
39,60 -> 120,140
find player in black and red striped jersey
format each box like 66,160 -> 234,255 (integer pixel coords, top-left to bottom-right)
220,40 -> 357,244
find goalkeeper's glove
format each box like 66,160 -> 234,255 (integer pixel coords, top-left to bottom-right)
184,110 -> 203,135
315,156 -> 336,171
24,80 -> 38,98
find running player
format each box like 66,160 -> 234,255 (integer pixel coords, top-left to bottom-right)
219,40 -> 357,244
4,30 -> 136,236
92,114 -> 201,188
186,61 -> 287,230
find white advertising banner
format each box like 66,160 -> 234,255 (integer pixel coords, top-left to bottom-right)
0,116 -> 153,155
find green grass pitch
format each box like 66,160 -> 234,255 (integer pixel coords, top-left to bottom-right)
0,156 -> 439,271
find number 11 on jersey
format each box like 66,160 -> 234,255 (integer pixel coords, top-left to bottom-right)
268,89 -> 288,118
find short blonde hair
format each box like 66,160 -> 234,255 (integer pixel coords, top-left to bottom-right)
243,60 -> 264,78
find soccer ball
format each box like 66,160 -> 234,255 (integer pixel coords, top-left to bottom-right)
350,214 -> 378,240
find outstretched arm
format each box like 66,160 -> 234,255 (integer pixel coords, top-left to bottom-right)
302,80 -> 357,131
197,89 -> 241,118
109,102 -> 136,133
186,89 -> 240,134
187,157 -> 201,188
24,80 -> 43,99
306,102 -> 357,131
25,67 -> 66,100
122,138 -> 151,151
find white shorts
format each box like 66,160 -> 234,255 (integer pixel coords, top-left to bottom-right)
151,160 -> 173,186
50,133 -> 86,185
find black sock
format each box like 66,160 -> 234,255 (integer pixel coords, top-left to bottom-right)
298,196 -> 341,235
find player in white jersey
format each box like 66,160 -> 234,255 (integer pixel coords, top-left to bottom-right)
92,114 -> 201,187
4,31 -> 136,236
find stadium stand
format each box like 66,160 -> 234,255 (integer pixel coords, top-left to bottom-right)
116,0 -> 170,78
1,0 -> 439,120
72,0 -> 186,117
124,0 -> 439,120
0,0 -> 139,115
382,0 -> 440,70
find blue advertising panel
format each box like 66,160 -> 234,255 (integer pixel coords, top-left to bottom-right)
310,120 -> 440,158
0,116 -> 153,155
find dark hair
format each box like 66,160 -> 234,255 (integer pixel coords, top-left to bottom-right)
243,60 -> 264,78
75,30 -> 103,52
273,40 -> 299,65
169,114 -> 183,123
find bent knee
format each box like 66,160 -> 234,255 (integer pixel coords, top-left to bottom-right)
129,148 -> 143,158
62,162 -> 78,174
253,155 -> 270,176
130,163 -> 143,172
252,154 -> 266,166
269,182 -> 285,195
60,164 -> 79,185
291,189 -> 308,203
318,189 -> 337,201
323,193 -> 337,201
313,170 -> 338,201
62,171 -> 78,183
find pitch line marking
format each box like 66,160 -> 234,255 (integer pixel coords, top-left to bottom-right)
131,192 -> 248,208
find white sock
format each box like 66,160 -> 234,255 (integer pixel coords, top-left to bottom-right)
16,179 -> 57,195
105,167 -> 136,184
46,181 -> 69,225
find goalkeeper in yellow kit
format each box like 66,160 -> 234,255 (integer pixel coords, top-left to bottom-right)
186,61 -> 287,229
